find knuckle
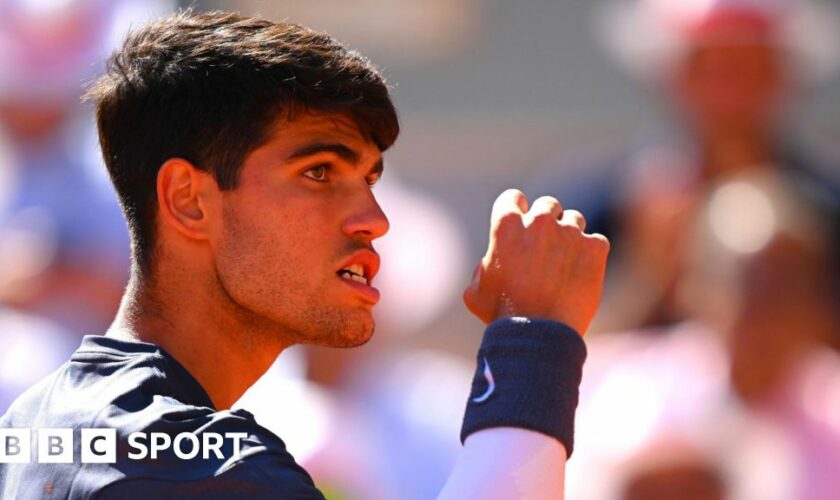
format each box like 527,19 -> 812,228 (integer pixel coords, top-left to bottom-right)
533,195 -> 561,208
502,188 -> 526,198
567,209 -> 585,222
581,234 -> 611,261
589,233 -> 611,253
562,209 -> 586,228
496,188 -> 526,208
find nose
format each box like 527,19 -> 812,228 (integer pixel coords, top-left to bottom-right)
341,189 -> 390,241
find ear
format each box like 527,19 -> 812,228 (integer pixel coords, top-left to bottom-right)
156,158 -> 218,241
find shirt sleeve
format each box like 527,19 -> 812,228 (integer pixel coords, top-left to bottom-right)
438,428 -> 568,500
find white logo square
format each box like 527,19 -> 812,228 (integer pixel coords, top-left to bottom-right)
0,429 -> 31,463
81,428 -> 116,464
38,428 -> 73,463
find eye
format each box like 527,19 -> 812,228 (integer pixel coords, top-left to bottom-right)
303,165 -> 329,182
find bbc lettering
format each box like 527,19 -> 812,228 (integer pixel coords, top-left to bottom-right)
0,429 -> 247,463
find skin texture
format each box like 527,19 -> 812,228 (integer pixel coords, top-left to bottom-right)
108,111 -> 388,409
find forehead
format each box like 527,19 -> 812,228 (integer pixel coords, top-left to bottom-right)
266,111 -> 378,155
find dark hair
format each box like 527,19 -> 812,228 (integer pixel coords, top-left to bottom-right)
85,10 -> 399,274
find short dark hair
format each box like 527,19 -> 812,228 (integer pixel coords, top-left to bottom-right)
85,10 -> 399,274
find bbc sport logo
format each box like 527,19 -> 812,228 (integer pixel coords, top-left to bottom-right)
0,429 -> 248,463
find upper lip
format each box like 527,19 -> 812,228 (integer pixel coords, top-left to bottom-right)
337,249 -> 380,284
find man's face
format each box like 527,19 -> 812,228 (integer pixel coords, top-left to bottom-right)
671,42 -> 786,134
213,111 -> 389,348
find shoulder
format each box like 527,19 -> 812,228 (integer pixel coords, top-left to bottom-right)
94,412 -> 322,499
76,407 -> 318,498
5,336 -> 317,497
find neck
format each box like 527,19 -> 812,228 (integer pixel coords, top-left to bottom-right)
107,269 -> 287,410
700,127 -> 774,178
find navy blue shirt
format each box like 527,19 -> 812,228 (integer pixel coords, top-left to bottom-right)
0,336 -> 323,499
1,319 -> 587,499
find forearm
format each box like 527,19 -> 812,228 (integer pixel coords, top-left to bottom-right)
438,428 -> 567,500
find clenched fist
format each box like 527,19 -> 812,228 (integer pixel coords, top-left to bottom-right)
463,189 -> 610,335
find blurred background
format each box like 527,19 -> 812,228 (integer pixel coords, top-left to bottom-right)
1,0 -> 840,499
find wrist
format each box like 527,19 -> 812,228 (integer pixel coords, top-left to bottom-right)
461,317 -> 587,457
494,308 -> 588,336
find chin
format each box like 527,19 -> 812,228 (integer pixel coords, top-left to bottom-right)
279,299 -> 377,348
329,314 -> 375,348
296,306 -> 375,349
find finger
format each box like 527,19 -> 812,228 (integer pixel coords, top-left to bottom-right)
585,232 -> 610,254
491,189 -> 529,226
528,195 -> 563,222
559,209 -> 586,232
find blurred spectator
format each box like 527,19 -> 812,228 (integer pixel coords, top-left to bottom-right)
0,306 -> 75,411
0,0 -> 172,333
0,0 -> 172,411
217,0 -> 480,69
684,172 -> 840,500
521,2 -> 840,496
568,172 -> 840,500
530,0 -> 840,333
618,435 -> 728,500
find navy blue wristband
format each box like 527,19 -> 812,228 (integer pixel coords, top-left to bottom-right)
460,317 -> 587,457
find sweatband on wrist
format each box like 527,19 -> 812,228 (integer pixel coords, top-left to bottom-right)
460,317 -> 587,458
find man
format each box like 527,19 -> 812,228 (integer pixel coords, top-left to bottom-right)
0,11 -> 609,499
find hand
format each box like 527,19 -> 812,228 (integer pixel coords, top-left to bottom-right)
463,189 -> 610,335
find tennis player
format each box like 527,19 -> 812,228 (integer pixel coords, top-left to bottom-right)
0,10 -> 608,499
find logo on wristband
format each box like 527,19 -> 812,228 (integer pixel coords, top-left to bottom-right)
471,357 -> 495,404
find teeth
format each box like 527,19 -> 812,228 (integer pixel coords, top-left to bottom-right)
338,264 -> 369,286
350,274 -> 368,285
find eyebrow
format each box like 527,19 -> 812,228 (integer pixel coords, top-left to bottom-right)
286,142 -> 360,164
286,141 -> 384,177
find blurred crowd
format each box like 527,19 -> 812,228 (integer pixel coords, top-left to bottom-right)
539,1 -> 840,499
1,0 -> 839,499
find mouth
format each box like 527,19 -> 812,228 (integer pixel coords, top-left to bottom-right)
337,263 -> 370,285
336,251 -> 381,304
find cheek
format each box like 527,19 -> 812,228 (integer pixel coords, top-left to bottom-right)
225,206 -> 284,266
216,192 -> 336,306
